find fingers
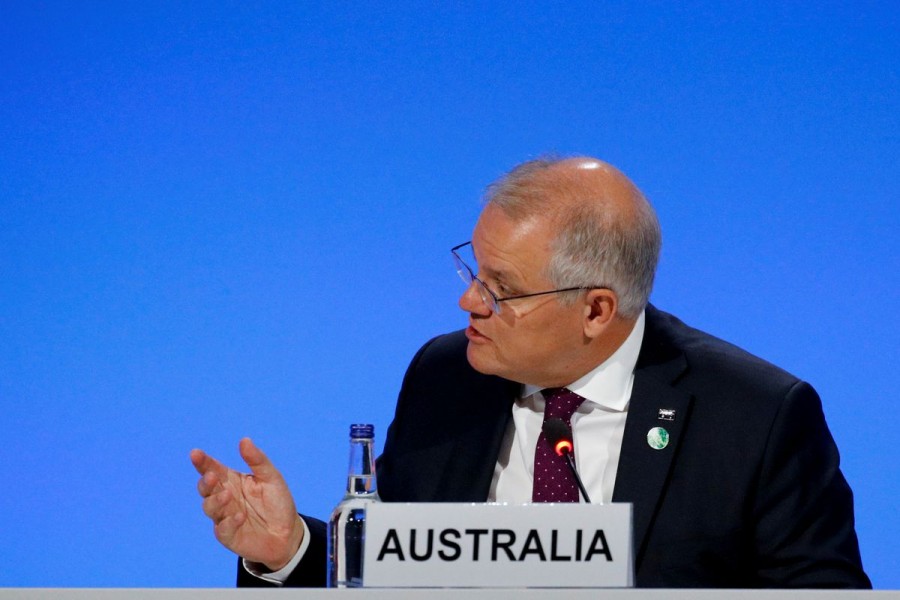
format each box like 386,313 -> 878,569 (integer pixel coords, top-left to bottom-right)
201,485 -> 238,523
190,448 -> 228,481
213,509 -> 247,547
191,448 -> 232,501
196,469 -> 221,498
239,437 -> 283,483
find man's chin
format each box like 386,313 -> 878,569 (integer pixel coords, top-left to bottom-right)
465,342 -> 496,375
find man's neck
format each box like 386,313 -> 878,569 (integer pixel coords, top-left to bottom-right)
532,313 -> 643,389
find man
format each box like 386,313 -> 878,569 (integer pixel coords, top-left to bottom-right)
191,157 -> 870,588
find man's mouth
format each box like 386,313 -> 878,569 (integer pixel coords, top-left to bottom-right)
465,324 -> 490,342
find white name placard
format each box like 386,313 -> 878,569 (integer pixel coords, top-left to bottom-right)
362,502 -> 633,588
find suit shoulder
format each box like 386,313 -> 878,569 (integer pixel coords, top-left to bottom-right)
415,329 -> 469,359
406,329 -> 470,375
401,329 -> 513,396
645,307 -> 804,398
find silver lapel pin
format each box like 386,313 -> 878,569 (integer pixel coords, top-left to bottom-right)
657,408 -> 676,421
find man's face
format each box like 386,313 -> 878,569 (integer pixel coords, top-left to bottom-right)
460,204 -> 587,387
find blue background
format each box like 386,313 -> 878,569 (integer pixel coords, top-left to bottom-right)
1,1 -> 897,588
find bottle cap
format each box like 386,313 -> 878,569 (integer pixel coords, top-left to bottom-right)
350,423 -> 374,439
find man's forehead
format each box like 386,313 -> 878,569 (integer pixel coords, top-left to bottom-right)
471,210 -> 553,281
472,247 -> 528,288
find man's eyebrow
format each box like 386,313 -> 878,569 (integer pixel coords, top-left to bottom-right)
481,265 -> 519,288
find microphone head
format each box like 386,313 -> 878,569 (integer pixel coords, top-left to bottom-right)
543,417 -> 574,457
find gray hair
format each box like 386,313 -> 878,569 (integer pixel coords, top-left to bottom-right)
484,158 -> 661,319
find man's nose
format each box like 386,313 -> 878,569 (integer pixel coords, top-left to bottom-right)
459,280 -> 490,315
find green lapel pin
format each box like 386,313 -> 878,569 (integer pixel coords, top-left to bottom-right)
647,426 -> 669,450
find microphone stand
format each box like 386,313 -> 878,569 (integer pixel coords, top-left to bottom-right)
559,448 -> 592,503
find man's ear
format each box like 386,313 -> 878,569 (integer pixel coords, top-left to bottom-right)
583,288 -> 618,339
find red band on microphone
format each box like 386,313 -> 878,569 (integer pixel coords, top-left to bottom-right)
554,439 -> 573,456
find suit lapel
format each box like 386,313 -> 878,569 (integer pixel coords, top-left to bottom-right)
612,307 -> 692,564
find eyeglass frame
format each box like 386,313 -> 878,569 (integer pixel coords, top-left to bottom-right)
451,241 -> 603,314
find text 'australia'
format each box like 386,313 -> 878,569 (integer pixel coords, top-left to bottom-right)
376,528 -> 614,563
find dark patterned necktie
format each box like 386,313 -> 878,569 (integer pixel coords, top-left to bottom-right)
532,387 -> 586,502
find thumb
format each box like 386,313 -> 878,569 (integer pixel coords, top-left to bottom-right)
239,437 -> 282,482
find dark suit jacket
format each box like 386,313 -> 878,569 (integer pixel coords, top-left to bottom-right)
239,305 -> 870,588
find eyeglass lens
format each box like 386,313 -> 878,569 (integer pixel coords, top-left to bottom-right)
452,252 -> 500,312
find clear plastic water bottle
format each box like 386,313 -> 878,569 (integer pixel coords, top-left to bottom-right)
327,423 -> 380,588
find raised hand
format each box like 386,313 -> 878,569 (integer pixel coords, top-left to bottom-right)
190,438 -> 304,570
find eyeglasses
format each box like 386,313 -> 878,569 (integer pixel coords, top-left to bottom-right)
451,241 -> 597,314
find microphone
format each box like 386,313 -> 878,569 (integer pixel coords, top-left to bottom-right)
543,418 -> 592,503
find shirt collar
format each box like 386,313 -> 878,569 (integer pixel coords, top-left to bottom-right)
522,309 -> 645,412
